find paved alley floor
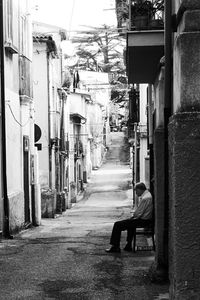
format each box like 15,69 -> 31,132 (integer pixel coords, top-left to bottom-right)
0,133 -> 169,300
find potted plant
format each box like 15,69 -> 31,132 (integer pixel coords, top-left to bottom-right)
131,0 -> 155,29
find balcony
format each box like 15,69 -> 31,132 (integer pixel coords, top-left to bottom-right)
127,1 -> 164,83
127,29 -> 164,83
115,0 -> 164,83
130,0 -> 164,31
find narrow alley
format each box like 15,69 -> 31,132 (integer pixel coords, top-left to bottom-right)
0,133 -> 168,300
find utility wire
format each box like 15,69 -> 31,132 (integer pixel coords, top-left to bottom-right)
68,0 -> 76,39
6,103 -> 31,127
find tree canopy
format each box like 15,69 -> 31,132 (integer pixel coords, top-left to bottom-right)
68,25 -> 128,104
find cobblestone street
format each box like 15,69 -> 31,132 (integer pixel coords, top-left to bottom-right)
0,133 -> 169,299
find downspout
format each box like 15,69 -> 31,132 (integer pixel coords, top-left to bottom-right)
164,0 -> 172,269
0,1 -> 11,238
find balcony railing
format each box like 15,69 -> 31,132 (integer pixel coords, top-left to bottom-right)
130,0 -> 164,31
115,0 -> 164,32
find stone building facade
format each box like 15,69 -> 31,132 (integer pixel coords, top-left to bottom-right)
119,0 -> 200,298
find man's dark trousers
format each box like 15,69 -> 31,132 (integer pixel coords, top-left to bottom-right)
110,218 -> 152,247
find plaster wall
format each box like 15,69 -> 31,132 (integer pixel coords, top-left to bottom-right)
33,22 -> 65,191
20,101 -> 34,144
33,44 -> 49,188
64,96 -> 70,140
88,103 -> 104,169
4,55 -> 19,93
48,59 -> 62,191
2,0 -> 33,233
68,93 -> 86,194
69,122 -> 75,184
4,90 -> 25,233
63,95 -> 70,195
5,89 -> 22,193
86,141 -> 92,179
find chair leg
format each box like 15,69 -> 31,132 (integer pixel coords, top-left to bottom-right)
152,233 -> 155,251
133,232 -> 136,252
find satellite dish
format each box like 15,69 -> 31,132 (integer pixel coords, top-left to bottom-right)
34,124 -> 42,143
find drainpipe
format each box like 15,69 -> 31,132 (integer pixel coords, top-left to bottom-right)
164,0 -> 172,269
0,1 -> 11,238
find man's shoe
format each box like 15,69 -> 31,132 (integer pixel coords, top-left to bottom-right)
123,244 -> 132,252
105,246 -> 121,253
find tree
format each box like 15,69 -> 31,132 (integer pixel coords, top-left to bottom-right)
70,25 -> 126,74
68,25 -> 128,105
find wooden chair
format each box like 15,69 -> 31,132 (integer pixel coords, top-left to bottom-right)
133,219 -> 155,252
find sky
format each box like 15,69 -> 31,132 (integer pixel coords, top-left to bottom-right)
31,0 -> 117,35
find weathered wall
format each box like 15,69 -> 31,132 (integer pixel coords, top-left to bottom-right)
169,2 -> 200,298
174,0 -> 200,14
5,90 -> 22,194
9,191 -> 24,233
169,113 -> 200,299
173,30 -> 200,112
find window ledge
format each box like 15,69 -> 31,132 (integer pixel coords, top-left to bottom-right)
4,42 -> 18,54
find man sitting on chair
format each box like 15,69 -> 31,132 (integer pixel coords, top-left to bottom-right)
105,182 -> 153,253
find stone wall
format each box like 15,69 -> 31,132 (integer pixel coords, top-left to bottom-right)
169,2 -> 200,298
168,113 -> 200,299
